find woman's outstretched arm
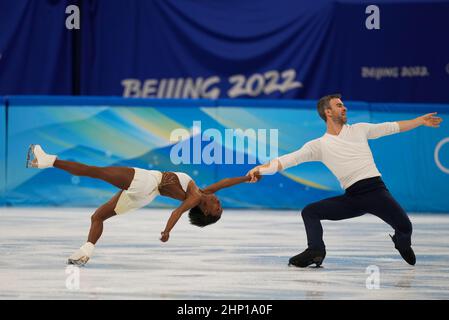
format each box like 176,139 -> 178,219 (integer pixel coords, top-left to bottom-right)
160,182 -> 202,242
202,175 -> 257,194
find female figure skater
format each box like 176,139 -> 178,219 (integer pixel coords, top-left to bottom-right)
26,144 -> 252,266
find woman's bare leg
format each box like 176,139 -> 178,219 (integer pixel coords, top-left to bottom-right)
54,159 -> 134,190
68,191 -> 124,265
88,191 -> 123,244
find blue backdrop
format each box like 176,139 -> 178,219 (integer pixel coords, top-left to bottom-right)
2,96 -> 449,212
1,0 -> 449,102
0,96 -> 5,205
0,0 -> 73,95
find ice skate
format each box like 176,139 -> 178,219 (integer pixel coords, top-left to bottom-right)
67,252 -> 90,266
67,242 -> 94,266
289,248 -> 326,268
26,144 -> 57,169
390,234 -> 416,265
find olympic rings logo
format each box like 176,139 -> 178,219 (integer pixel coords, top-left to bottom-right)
434,137 -> 449,174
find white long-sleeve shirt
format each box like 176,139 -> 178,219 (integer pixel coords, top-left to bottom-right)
277,122 -> 400,189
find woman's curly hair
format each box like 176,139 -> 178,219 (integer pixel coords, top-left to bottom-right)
188,206 -> 221,227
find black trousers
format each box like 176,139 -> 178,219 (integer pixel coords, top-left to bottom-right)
301,177 -> 412,250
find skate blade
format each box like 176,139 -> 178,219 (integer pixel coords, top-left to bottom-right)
67,257 -> 89,266
288,257 -> 324,268
313,257 -> 324,268
26,144 -> 36,168
288,263 -> 324,269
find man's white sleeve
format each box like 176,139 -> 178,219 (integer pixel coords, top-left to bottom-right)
356,122 -> 400,139
277,139 -> 322,170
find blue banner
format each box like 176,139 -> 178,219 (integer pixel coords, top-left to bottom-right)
2,1 -> 448,103
326,1 -> 449,103
0,0 -> 73,95
4,96 -> 449,212
0,96 -> 5,205
80,0 -> 449,103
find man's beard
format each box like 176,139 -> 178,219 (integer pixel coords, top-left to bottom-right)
332,114 -> 347,125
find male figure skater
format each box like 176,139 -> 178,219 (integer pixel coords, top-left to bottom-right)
248,94 -> 442,267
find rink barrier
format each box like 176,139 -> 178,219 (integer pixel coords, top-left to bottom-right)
0,96 -> 5,205
1,96 -> 449,212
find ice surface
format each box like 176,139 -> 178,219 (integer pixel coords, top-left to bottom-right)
1,208 -> 448,299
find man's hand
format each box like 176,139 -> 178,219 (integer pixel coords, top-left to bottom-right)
247,160 -> 281,182
419,112 -> 443,128
399,113 -> 443,132
160,231 -> 170,242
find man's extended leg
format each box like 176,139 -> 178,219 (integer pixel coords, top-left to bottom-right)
301,195 -> 364,250
289,195 -> 364,267
356,188 -> 415,265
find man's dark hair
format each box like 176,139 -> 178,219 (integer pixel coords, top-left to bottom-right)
188,206 -> 221,227
317,93 -> 341,122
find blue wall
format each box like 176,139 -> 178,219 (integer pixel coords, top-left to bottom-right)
0,97 -> 5,205
1,1 -> 449,103
2,96 -> 449,212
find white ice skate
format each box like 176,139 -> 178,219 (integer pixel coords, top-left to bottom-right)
67,243 -> 95,266
26,144 -> 57,169
67,252 -> 90,266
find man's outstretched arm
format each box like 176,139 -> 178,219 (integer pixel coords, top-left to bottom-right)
247,159 -> 283,182
247,140 -> 321,182
398,112 -> 442,132
363,113 -> 443,139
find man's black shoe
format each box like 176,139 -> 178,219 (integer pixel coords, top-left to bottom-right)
289,248 -> 326,268
390,234 -> 416,265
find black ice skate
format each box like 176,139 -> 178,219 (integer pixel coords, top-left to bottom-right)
289,248 -> 326,268
390,234 -> 416,265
